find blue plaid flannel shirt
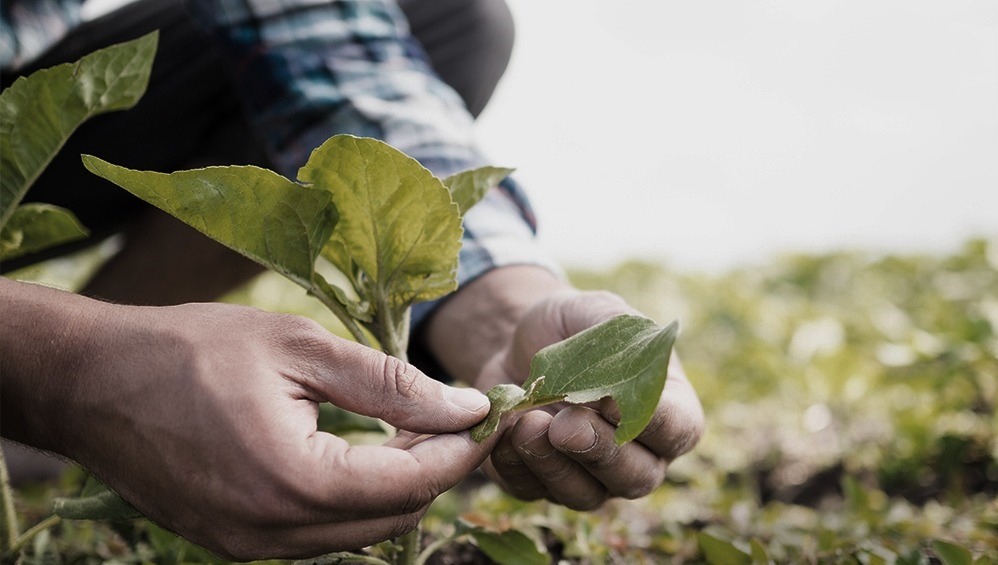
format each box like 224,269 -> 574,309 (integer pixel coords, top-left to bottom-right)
1,0 -> 562,329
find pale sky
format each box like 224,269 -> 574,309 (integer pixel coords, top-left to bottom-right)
475,0 -> 998,271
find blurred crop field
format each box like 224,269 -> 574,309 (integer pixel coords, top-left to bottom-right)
7,237 -> 997,563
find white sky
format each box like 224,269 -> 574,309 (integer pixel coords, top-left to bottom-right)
475,0 -> 998,271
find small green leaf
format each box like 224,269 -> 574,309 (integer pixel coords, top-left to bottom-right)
53,487 -> 141,521
0,32 -> 156,229
468,528 -> 549,565
0,203 -> 87,260
82,157 -> 336,290
933,540 -> 974,565
697,532 -> 752,565
442,166 -> 514,216
299,135 -> 462,309
471,384 -> 530,442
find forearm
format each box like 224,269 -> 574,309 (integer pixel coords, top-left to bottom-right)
420,265 -> 568,387
0,278 -> 106,453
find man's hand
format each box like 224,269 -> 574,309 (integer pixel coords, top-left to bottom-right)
422,266 -> 704,510
0,278 -> 494,560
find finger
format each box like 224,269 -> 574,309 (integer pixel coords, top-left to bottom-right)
548,406 -> 667,499
511,410 -> 609,511
485,422 -> 549,501
201,508 -> 429,561
294,332 -> 490,433
300,428 -> 495,521
510,290 -> 640,373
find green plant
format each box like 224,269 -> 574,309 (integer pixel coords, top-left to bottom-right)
1,33 -> 678,565
81,132 -> 677,564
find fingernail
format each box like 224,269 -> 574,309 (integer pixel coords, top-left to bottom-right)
449,388 -> 490,414
562,422 -> 598,453
521,430 -> 555,458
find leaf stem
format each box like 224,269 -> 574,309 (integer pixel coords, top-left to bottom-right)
292,552 -> 391,565
7,515 -> 61,555
311,285 -> 373,348
0,447 -> 19,553
414,531 -> 461,565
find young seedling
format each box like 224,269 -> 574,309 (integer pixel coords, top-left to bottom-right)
1,29 -> 679,565
84,136 -> 678,564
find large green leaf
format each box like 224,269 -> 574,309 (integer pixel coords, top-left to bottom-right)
472,315 -> 678,444
0,203 -> 87,260
81,157 -> 336,289
442,166 -> 514,216
298,135 -> 462,309
0,32 -> 156,229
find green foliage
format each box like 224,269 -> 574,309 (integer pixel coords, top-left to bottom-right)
10,239 -> 998,562
0,31 -> 156,259
81,158 -> 337,290
442,166 -> 515,216
472,315 -> 678,444
84,134 -> 504,360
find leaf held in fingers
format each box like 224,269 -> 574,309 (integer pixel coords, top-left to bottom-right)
473,315 -> 678,445
442,166 -> 514,216
298,135 -> 463,309
471,384 -> 530,442
82,156 -> 336,290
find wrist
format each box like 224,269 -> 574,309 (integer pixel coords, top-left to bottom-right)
420,265 -> 569,386
0,278 -> 114,454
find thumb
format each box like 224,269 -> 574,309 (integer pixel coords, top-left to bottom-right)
305,337 -> 491,433
511,289 -> 640,373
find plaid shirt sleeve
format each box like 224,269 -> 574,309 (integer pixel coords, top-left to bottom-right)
185,0 -> 564,328
1,0 -> 84,70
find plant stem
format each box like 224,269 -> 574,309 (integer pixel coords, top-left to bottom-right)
311,285 -> 373,348
8,515 -> 61,555
414,532 -> 460,565
0,447 -> 19,554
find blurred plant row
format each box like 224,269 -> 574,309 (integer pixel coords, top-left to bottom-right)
8,237 -> 997,563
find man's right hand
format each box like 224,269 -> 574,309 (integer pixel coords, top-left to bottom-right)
0,277 -> 494,560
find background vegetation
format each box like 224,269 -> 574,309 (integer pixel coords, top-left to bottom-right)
8,237 -> 997,563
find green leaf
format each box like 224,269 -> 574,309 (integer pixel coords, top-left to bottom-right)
0,203 -> 87,260
81,157 -> 336,290
933,540 -> 974,565
525,315 -> 678,444
471,315 -> 677,444
470,383 -> 530,442
468,528 -> 549,565
298,135 -> 462,309
442,166 -> 514,216
749,538 -> 771,564
0,31 -> 156,229
697,532 -> 751,565
53,487 -> 141,521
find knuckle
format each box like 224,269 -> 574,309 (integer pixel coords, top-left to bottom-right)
398,479 -> 441,515
388,511 -> 425,540
616,461 -> 667,500
562,490 -> 608,512
382,355 -> 420,401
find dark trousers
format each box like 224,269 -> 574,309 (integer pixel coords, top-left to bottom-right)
1,0 -> 514,271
